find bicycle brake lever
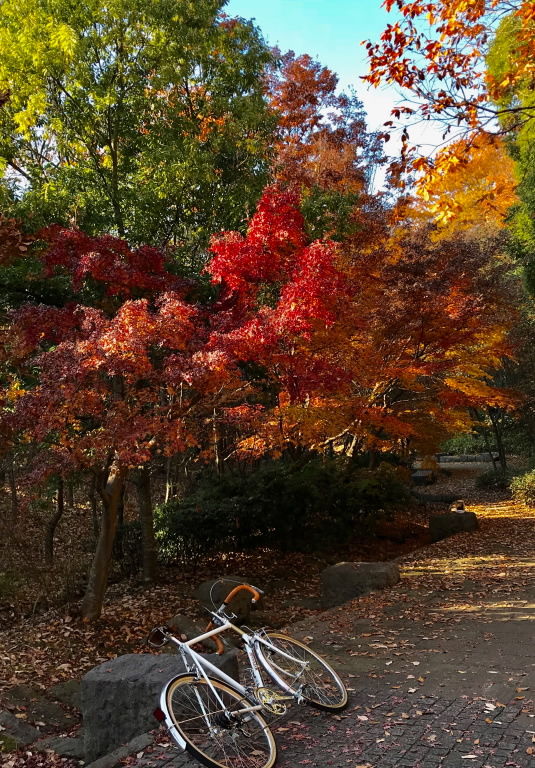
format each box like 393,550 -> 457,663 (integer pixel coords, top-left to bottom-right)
147,627 -> 169,648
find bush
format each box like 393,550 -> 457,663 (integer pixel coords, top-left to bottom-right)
155,457 -> 411,563
441,433 -> 490,455
475,468 -> 511,490
510,469 -> 535,507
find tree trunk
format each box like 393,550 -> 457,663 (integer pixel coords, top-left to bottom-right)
487,407 -> 507,473
470,407 -> 498,473
368,450 -> 379,469
114,483 -> 126,561
9,460 -> 18,517
81,461 -> 125,621
44,477 -> 64,566
89,475 -> 100,540
133,467 -> 157,582
213,408 -> 221,476
65,481 -> 74,509
165,456 -> 173,503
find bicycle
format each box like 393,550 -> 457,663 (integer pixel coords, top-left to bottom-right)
148,581 -> 348,768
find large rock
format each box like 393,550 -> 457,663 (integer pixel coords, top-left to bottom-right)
430,510 -> 478,542
412,469 -> 436,486
0,710 -> 40,747
33,734 -> 85,760
320,561 -> 400,609
2,684 -> 74,731
49,679 -> 81,709
81,652 -> 238,762
194,577 -> 261,624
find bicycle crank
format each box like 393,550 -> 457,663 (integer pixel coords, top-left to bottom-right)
254,687 -> 290,715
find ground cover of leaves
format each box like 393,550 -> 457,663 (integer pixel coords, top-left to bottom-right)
1,464 -> 533,767
0,501 -> 432,697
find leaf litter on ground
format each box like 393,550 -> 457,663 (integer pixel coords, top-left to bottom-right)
1,465 -> 534,767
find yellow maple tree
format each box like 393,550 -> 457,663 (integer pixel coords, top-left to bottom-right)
414,133 -> 518,238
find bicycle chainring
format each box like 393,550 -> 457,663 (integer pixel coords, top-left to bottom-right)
254,687 -> 288,715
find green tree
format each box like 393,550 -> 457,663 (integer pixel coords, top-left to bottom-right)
0,0 -> 275,258
487,14 -> 535,292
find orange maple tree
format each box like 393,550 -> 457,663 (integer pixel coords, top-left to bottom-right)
207,187 -> 517,459
266,52 -> 387,245
0,217 -> 32,267
0,181 -> 519,618
363,0 -> 534,206
364,0 -> 535,135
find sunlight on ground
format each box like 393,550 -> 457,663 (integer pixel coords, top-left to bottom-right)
469,500 -> 535,519
404,556 -> 535,578
434,601 -> 535,621
400,498 -> 535,585
440,599 -> 535,612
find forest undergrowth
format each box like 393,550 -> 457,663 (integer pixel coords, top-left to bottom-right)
0,465 -> 512,700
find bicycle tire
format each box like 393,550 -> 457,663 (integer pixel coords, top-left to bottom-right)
164,673 -> 277,768
254,632 -> 348,712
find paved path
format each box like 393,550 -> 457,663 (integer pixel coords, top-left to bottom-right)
128,499 -> 535,768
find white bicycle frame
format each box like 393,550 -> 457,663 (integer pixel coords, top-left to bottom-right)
158,618 -> 307,752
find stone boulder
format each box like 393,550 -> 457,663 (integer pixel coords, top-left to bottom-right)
429,510 -> 478,542
320,561 -> 400,609
412,469 -> 436,486
81,652 -> 238,762
194,577 -> 261,624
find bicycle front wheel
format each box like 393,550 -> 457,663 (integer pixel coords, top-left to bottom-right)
165,674 -> 277,768
254,632 -> 348,712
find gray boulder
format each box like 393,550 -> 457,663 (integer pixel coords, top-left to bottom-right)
0,710 -> 41,747
412,469 -> 436,486
320,561 -> 400,609
194,577 -> 261,624
81,652 -> 238,762
49,679 -> 81,709
32,735 -> 85,760
430,510 -> 478,542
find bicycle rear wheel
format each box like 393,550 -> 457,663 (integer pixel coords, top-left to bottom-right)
254,632 -> 348,712
164,673 -> 276,768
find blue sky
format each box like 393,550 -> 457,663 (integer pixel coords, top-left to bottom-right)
225,0 -> 397,132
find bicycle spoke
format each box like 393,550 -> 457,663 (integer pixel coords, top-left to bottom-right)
166,675 -> 276,768
255,633 -> 348,712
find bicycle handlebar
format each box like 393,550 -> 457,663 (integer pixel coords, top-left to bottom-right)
204,583 -> 262,654
222,583 -> 261,605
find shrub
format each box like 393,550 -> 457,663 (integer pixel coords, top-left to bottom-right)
510,469 -> 535,507
475,468 -> 511,490
441,433 -> 490,455
154,457 -> 411,563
